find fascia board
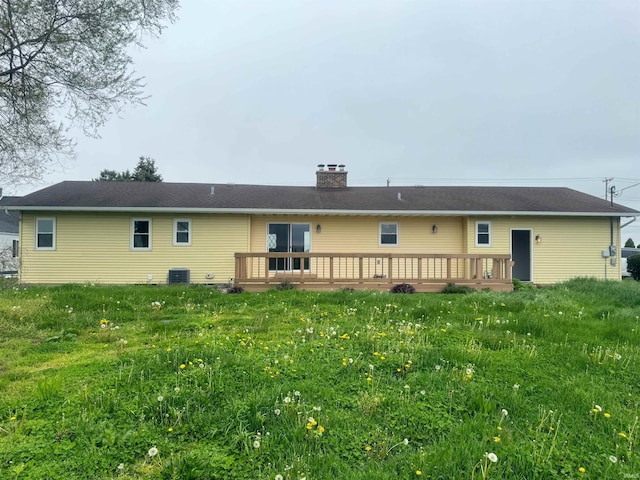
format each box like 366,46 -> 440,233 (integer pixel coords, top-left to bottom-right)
5,206 -> 638,216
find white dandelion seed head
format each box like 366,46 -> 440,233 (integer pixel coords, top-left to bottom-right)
403,438 -> 409,445
117,463 -> 124,471
501,409 -> 508,417
275,475 -> 284,480
294,391 -> 301,397
465,368 -> 474,375
157,396 -> 164,402
148,446 -> 159,457
284,396 -> 291,404
595,405 -> 603,412
253,440 -> 261,448
274,409 -> 281,416
512,383 -> 520,390
174,387 -> 180,393
404,384 -> 410,390
485,452 -> 498,463
420,390 -> 426,395
609,455 -> 617,463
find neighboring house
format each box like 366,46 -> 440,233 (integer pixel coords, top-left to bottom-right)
5,165 -> 639,291
0,191 -> 20,274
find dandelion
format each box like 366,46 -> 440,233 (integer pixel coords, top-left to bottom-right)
117,463 -> 125,471
485,452 -> 498,463
10,416 -> 16,421
512,383 -> 520,391
609,455 -> 618,463
365,445 -> 372,452
179,364 -> 186,369
416,470 -> 422,475
604,412 -> 611,418
420,390 -> 426,395
275,476 -> 283,480
619,432 -> 628,438
403,438 -> 409,445
284,396 -> 291,404
174,387 -> 180,393
148,446 -> 159,457
167,427 -> 173,432
157,396 -> 164,402
501,409 -> 508,417
578,467 -> 585,473
274,408 -> 281,416
493,436 -> 501,443
594,405 -> 602,412
253,440 -> 260,448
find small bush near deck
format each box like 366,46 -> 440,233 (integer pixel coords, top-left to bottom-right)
441,282 -> 476,294
226,285 -> 244,294
390,283 -> 416,293
628,254 -> 640,280
275,280 -> 296,291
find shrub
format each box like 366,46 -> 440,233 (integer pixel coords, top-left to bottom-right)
226,286 -> 244,294
390,283 -> 416,294
512,278 -> 534,291
441,283 -> 475,294
628,254 -> 640,281
276,281 -> 296,291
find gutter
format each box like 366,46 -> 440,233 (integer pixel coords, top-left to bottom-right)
621,216 -> 637,229
4,206 -> 640,217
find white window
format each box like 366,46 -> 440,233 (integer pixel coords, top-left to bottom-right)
131,219 -> 152,250
476,221 -> 491,246
380,223 -> 398,246
36,217 -> 55,250
174,219 -> 191,246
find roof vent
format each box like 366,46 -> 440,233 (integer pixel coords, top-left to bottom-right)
210,186 -> 215,195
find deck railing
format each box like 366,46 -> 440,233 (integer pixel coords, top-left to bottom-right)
234,252 -> 513,291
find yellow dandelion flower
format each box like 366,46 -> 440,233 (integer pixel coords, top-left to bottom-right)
168,427 -> 173,432
604,412 -> 611,418
179,364 -> 186,369
578,467 -> 586,473
619,432 -> 628,438
493,436 -> 501,443
497,426 -> 502,431
318,425 -> 325,433
365,445 -> 372,452
416,471 -> 422,476
367,377 -> 372,382
10,416 -> 16,421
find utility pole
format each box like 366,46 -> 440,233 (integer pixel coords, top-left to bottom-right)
603,177 -> 613,200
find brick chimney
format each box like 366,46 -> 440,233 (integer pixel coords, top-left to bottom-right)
316,164 -> 347,189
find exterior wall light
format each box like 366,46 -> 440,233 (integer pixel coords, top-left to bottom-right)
432,224 -> 438,234
316,224 -> 322,233
535,235 -> 541,244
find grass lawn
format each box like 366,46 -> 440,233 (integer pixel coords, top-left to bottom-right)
0,278 -> 638,479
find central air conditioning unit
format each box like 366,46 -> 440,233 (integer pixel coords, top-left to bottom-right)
168,268 -> 190,284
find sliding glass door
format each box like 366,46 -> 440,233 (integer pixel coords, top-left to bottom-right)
268,223 -> 310,271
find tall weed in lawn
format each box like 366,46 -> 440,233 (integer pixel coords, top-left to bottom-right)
0,281 -> 639,479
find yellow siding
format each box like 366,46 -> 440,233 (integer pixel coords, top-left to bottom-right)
250,215 -> 465,253
465,216 -> 621,283
19,212 -> 249,284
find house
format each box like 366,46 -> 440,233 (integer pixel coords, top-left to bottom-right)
0,190 -> 20,275
6,165 -> 639,291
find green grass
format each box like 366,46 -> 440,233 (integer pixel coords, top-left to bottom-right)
0,278 -> 639,479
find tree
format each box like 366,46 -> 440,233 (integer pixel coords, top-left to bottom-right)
627,254 -> 640,281
94,156 -> 162,182
624,238 -> 636,248
132,156 -> 162,182
0,0 -> 179,185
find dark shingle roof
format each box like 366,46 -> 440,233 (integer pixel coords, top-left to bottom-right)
5,181 -> 638,216
0,196 -> 19,233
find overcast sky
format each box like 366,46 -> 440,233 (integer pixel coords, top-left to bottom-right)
9,0 -> 640,240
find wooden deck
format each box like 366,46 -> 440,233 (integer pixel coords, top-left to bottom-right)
234,253 -> 513,292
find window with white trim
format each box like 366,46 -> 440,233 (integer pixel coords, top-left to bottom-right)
173,219 -> 191,246
476,221 -> 491,246
131,219 -> 152,250
380,223 -> 398,246
36,217 -> 55,250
